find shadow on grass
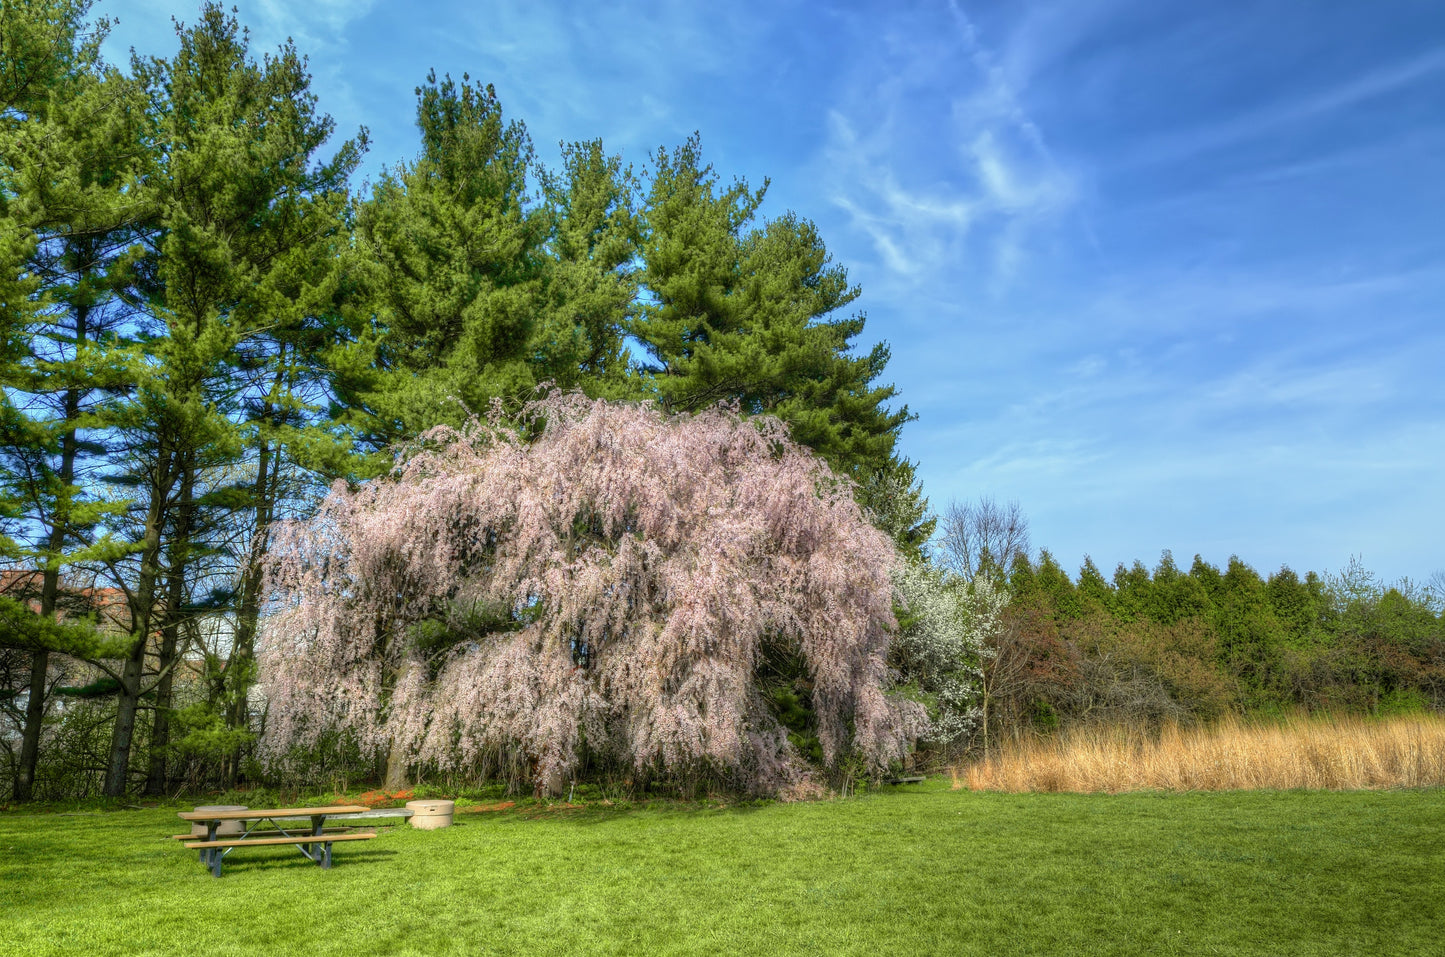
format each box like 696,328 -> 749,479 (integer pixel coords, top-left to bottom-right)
177,847 -> 401,878
5,776 -> 950,833
470,782 -> 944,829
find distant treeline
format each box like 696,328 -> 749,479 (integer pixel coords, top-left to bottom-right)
978,550 -> 1444,746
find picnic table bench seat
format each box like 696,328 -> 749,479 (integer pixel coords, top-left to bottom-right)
183,831 -> 376,876
169,826 -> 362,840
183,831 -> 376,850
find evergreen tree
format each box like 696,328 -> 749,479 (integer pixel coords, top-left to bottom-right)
338,73 -> 549,450
1111,560 -> 1152,622
1076,556 -> 1115,615
630,136 -> 910,481
534,138 -> 639,400
1213,557 -> 1286,702
1006,551 -> 1037,597
95,4 -> 362,795
1034,549 -> 1086,619
854,456 -> 935,560
1189,554 -> 1224,603
1147,550 -> 1211,624
1265,567 -> 1329,646
0,0 -> 147,801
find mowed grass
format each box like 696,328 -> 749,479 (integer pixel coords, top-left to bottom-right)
3,781 -> 1442,956
962,712 -> 1445,793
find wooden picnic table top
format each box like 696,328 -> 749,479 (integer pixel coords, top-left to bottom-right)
178,805 -> 370,822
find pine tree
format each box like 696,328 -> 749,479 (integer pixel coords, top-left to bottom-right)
1265,566 -> 1329,646
630,136 -> 910,481
336,80 -> 643,457
533,139 -> 640,400
1034,549 -> 1085,620
337,73 -> 547,451
1148,550 -> 1211,625
1076,556 -> 1115,615
1111,560 -> 1153,622
0,0 -> 148,801
1213,557 -> 1287,702
855,457 -> 935,559
96,4 -> 362,795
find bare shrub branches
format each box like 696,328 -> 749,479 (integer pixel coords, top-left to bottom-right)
939,497 -> 1030,580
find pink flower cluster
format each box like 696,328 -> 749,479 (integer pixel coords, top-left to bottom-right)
257,392 -> 922,794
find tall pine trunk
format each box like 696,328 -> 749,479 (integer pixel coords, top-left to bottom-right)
224,435 -> 274,780
142,631 -> 177,796
144,465 -> 194,796
15,649 -> 50,802
226,354 -> 288,780
14,303 -> 88,802
103,441 -> 174,798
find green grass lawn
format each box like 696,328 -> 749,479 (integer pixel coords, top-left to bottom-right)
2,780 -> 1441,956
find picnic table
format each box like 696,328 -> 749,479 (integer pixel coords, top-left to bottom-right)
176,805 -> 376,877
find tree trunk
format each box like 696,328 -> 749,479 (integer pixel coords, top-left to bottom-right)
104,638 -> 148,797
980,683 -> 992,762
143,525 -> 188,795
380,654 -> 423,792
15,309 -> 87,802
104,440 -> 173,798
383,736 -> 410,792
226,346 -> 293,782
142,642 -> 176,797
225,432 -> 276,782
14,649 -> 50,802
145,460 -> 195,795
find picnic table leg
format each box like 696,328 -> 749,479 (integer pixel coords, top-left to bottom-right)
201,822 -> 217,865
311,815 -> 326,866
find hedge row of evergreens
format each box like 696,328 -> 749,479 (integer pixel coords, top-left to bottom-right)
973,550 -> 1444,748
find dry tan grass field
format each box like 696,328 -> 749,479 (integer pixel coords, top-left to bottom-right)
957,712 -> 1445,793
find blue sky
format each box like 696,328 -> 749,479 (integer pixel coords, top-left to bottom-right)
101,0 -> 1445,585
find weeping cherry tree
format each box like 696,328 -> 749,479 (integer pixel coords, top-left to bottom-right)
257,392 -> 923,796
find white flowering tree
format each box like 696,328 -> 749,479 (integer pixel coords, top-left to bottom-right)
257,393 -> 924,796
892,561 -> 1008,750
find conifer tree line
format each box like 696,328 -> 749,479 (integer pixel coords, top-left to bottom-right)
0,0 -> 931,799
957,541 -> 1445,757
880,498 -> 1443,766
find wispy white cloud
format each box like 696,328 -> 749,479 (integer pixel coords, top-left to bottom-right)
820,2 -> 1079,292
1122,44 -> 1445,171
249,0 -> 378,52
945,0 -> 1055,161
102,1 -> 375,169
437,0 -> 759,162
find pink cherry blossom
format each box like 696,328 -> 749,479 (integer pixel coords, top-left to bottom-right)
257,392 -> 923,795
